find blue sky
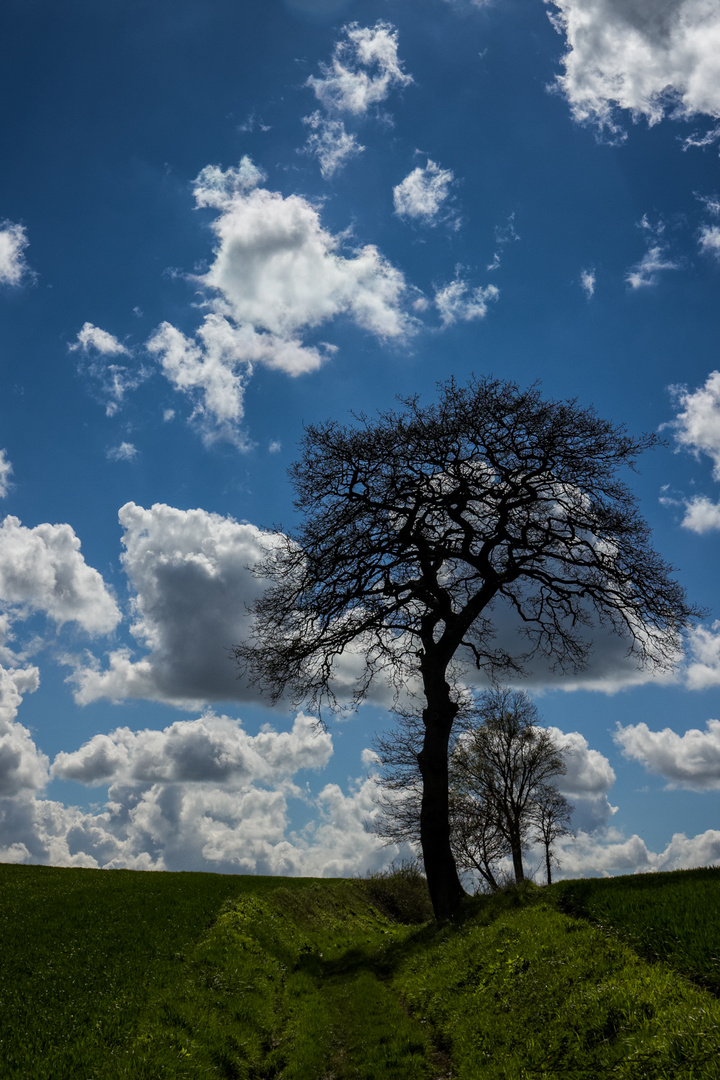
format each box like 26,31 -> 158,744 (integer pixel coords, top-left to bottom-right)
2,0 -> 720,879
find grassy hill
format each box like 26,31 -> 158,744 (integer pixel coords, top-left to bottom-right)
1,862 -> 719,1078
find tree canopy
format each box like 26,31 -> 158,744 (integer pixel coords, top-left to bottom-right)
234,376 -> 696,918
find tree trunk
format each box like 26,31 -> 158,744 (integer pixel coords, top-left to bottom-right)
545,843 -> 552,886
418,661 -> 467,920
510,829 -> 525,883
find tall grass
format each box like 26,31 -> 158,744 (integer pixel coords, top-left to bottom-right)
4,863 -> 720,1078
394,883 -> 720,1079
131,879 -> 434,1078
0,864 -> 321,1079
550,866 -> 720,995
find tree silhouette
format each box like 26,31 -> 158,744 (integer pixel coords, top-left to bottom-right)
371,689 -> 572,892
234,376 -> 696,919
450,688 -> 570,884
532,783 -> 574,885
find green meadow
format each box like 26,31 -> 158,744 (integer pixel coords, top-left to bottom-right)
1,863 -> 720,1079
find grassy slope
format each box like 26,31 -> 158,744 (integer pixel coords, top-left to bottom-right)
2,864 -> 720,1078
395,882 -> 720,1079
0,864 -> 325,1079
550,867 -> 720,995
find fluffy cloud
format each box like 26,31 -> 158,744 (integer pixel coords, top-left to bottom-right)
70,322 -> 146,417
71,322 -> 129,356
107,442 -> 138,462
434,277 -> 499,325
70,502 -> 274,706
553,826 -> 720,877
297,775 -> 415,877
306,21 -> 412,115
299,22 -> 408,178
548,727 -> 618,831
699,224 -> 720,258
615,716 -> 720,789
0,222 -> 30,286
147,314 -> 327,448
0,665 -> 47,797
29,715 -> 401,876
302,113 -> 365,178
195,170 -> 411,340
0,516 -> 120,634
393,160 -> 457,226
679,495 -> 720,533
69,501 -> 400,710
69,492 -> 687,710
580,268 -> 596,298
0,450 -> 12,499
149,161 -> 414,444
193,159 -> 266,206
53,711 -> 332,787
668,369 -> 720,476
681,620 -> 720,689
548,0 -> 720,132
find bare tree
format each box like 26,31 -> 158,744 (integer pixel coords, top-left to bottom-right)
233,376 -> 696,919
448,790 -> 510,892
372,689 -> 572,891
370,705 -> 511,893
532,783 -> 574,886
451,689 -> 569,883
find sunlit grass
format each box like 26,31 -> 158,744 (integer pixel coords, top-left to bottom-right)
394,882 -> 720,1079
3,863 -> 720,1078
549,866 -> 720,995
0,864 -> 322,1079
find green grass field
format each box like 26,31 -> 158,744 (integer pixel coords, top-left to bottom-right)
550,866 -> 720,995
1,863 -> 720,1078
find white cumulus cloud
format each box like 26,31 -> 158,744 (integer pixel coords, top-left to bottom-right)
0,451 -> 12,499
699,223 -> 720,258
434,276 -> 499,325
70,502 -> 275,706
668,369 -> 720,477
554,826 -> 720,878
0,516 -> 120,635
301,113 -> 365,178
548,726 -> 618,831
615,716 -> 720,789
679,495 -> 720,533
70,322 -> 147,417
147,314 -> 327,448
580,268 -> 596,297
71,322 -> 129,356
393,159 -> 457,226
52,711 -> 332,787
107,442 -> 139,462
0,222 -> 30,286
306,21 -> 412,116
684,620 -> 720,689
0,665 -> 47,797
195,171 -> 411,340
149,162 -> 414,445
548,0 -> 720,133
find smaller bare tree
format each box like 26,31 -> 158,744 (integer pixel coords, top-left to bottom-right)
452,689 -> 568,883
448,791 -> 510,892
532,783 -> 574,886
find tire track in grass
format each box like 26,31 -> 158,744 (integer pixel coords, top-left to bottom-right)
285,955 -> 437,1080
